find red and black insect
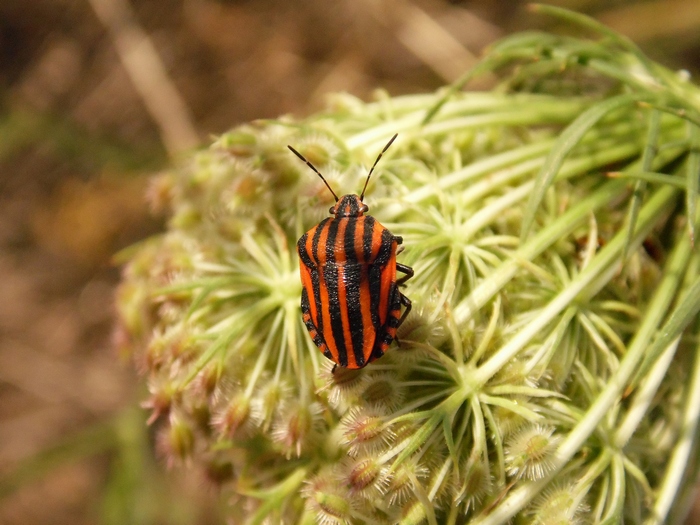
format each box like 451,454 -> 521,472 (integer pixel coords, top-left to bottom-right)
289,134 -> 413,369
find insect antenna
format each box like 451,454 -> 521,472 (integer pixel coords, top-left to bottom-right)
359,133 -> 398,201
288,145 -> 339,202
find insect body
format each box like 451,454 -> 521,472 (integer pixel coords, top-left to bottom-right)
289,134 -> 413,369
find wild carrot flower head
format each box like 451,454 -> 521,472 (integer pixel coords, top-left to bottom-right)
117,7 -> 700,523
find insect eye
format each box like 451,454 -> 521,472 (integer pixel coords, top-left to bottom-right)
360,204 -> 369,213
329,206 -> 335,214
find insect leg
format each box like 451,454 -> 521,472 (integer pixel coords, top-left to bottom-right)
396,263 -> 414,285
369,283 -> 402,362
387,292 -> 413,351
397,292 -> 412,327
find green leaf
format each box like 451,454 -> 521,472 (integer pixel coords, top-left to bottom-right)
529,4 -> 653,71
520,92 -> 653,241
631,276 -> 700,388
609,170 -> 688,189
624,110 -> 661,260
687,124 -> 700,244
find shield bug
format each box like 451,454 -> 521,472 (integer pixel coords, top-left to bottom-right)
289,134 -> 413,370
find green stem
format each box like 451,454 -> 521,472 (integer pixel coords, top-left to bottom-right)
453,179 -> 625,326
470,186 -> 696,524
645,320 -> 700,524
624,109 -> 660,260
239,467 -> 308,525
348,95 -> 587,151
473,184 -> 679,385
599,453 -> 626,524
614,338 -> 679,448
520,92 -> 656,240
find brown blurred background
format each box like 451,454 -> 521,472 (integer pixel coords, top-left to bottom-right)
1,1 -> 700,523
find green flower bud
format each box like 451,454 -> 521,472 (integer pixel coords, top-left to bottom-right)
272,401 -> 322,459
303,471 -> 355,525
159,412 -> 195,465
340,407 -> 393,458
212,392 -> 252,439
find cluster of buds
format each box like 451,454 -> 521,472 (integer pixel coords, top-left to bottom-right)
116,8 -> 700,524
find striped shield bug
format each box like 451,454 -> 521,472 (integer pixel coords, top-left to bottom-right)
289,134 -> 413,370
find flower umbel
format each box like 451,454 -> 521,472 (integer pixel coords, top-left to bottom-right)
117,7 -> 700,524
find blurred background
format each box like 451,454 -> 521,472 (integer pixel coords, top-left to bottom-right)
2,0 -> 700,523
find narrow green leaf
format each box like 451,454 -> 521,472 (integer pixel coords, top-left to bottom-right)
687,124 -> 700,244
599,454 -> 626,524
624,110 -> 661,260
520,92 -> 653,241
242,467 -> 308,525
649,324 -> 700,524
630,276 -> 700,388
609,170 -> 688,189
478,394 -> 541,422
390,413 -> 441,472
442,416 -> 459,477
638,102 -> 700,129
185,283 -> 220,319
529,4 -> 654,72
403,471 -> 438,525
485,385 -> 567,399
